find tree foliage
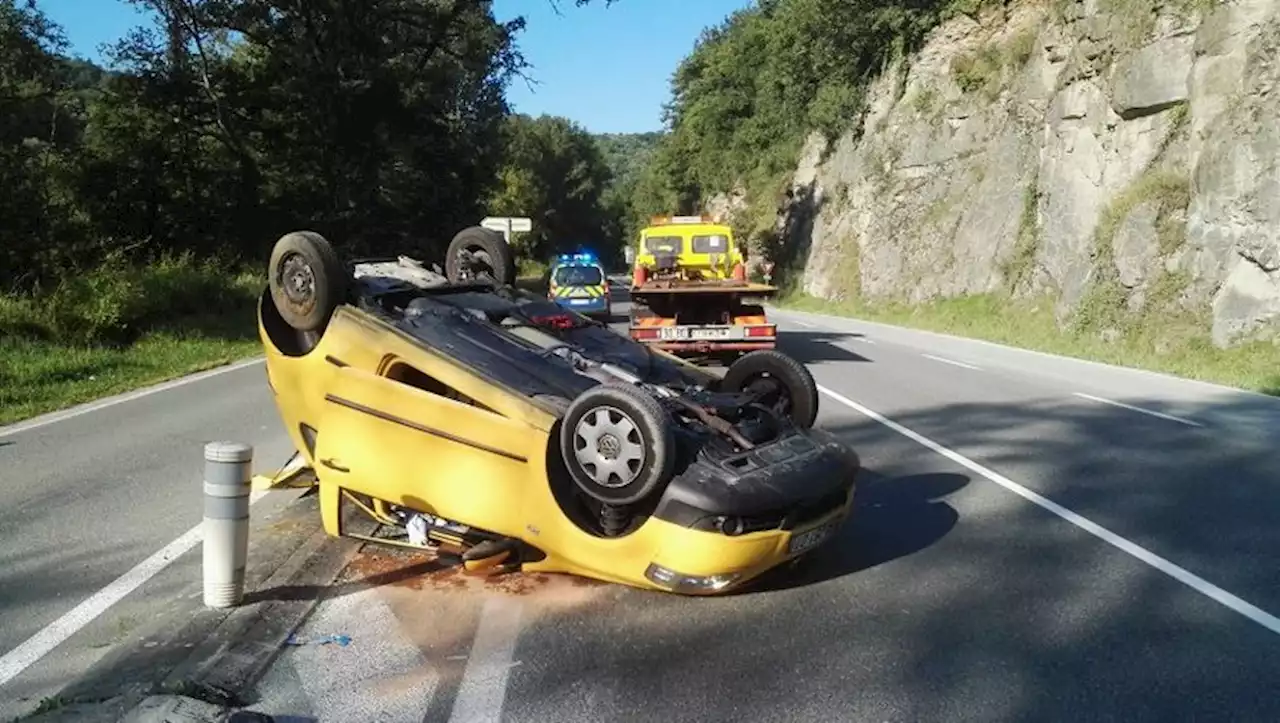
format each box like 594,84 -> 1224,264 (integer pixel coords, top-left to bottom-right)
1,0 -> 628,295
488,114 -> 615,261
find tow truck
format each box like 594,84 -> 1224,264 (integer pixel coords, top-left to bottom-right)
626,215 -> 778,361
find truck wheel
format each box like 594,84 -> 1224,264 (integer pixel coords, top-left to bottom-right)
268,231 -> 347,332
446,226 -> 516,286
560,382 -> 676,506
720,350 -> 819,429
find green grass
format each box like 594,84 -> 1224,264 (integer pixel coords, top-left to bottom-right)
0,254 -> 263,426
779,291 -> 1280,395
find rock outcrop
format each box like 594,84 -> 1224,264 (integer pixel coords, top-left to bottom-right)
771,0 -> 1280,347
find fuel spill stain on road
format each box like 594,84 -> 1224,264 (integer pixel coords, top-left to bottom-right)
320,542 -> 618,702
341,544 -> 612,605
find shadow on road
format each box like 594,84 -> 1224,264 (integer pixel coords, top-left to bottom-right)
747,471 -> 966,594
777,330 -> 871,364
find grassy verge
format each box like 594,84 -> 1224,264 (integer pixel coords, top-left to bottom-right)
0,254 -> 263,426
779,291 -> 1280,395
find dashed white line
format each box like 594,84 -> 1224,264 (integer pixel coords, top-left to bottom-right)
790,319 -> 817,328
922,353 -> 980,370
448,596 -> 525,723
0,488 -> 272,688
1073,392 -> 1203,428
817,384 -> 1280,637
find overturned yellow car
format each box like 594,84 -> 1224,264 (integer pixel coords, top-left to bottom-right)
258,226 -> 859,595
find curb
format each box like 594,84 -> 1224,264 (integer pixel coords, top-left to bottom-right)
17,490 -> 375,723
161,504 -> 374,703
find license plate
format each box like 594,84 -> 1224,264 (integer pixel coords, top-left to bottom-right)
569,298 -> 591,305
690,327 -> 733,340
788,520 -> 837,556
658,326 -> 690,341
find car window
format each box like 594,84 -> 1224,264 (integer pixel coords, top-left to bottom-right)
554,265 -> 603,286
691,234 -> 730,253
643,235 -> 683,254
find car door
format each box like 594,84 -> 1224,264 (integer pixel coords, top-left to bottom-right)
310,358 -> 539,539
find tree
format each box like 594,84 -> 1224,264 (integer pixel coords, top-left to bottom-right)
488,113 -> 617,263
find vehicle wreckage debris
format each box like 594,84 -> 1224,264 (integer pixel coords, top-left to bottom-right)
284,634 -> 351,647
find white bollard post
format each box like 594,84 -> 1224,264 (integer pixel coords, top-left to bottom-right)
203,441 -> 253,608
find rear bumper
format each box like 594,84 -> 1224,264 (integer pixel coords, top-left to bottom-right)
633,339 -> 777,352
555,296 -> 610,313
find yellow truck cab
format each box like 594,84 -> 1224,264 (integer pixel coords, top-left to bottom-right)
548,252 -> 612,321
627,215 -> 777,360
632,217 -> 745,282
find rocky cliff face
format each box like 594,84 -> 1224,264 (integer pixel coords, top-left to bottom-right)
769,0 -> 1280,348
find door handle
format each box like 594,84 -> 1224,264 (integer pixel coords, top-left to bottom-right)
320,458 -> 350,473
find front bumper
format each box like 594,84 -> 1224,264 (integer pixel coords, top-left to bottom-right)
638,430 -> 859,594
640,487 -> 855,595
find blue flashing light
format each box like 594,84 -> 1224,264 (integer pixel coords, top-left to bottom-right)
556,251 -> 598,265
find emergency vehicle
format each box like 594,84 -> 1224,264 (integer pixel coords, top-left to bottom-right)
548,252 -> 612,321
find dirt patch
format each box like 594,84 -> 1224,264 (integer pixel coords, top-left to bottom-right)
339,544 -> 610,603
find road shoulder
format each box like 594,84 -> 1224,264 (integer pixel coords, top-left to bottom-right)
19,489 -> 372,722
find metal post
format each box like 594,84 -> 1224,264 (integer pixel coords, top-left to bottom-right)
203,441 -> 253,608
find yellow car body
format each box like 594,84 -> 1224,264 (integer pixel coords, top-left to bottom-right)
257,244 -> 858,595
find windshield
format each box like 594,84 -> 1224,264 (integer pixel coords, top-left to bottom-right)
553,264 -> 604,286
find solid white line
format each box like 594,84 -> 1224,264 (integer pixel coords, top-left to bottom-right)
773,305 -> 1280,403
922,353 -> 980,370
0,357 -> 265,439
448,596 -> 524,723
817,385 -> 1280,636
1073,392 -> 1204,428
0,488 -> 270,688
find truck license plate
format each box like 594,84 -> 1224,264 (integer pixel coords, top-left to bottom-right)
691,327 -> 733,340
658,326 -> 690,340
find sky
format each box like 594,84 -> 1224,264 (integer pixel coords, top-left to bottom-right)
36,0 -> 754,134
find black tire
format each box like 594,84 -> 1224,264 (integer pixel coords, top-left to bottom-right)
268,231 -> 346,332
559,382 -> 676,506
445,226 -> 516,286
720,349 -> 819,429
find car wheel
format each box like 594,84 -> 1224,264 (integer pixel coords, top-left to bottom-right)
720,350 -> 819,429
445,226 -> 516,287
268,231 -> 346,332
559,382 -> 676,506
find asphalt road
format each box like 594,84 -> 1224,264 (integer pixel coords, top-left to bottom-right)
0,360 -> 299,717
248,285 -> 1280,722
4,282 -> 1279,721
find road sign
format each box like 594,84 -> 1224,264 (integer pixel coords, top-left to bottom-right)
481,216 -> 532,242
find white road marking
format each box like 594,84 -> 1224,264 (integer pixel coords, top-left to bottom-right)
777,305 -> 1280,403
1073,392 -> 1204,428
817,384 -> 1280,637
0,488 -> 271,688
922,353 -> 980,370
0,357 -> 265,439
791,320 -> 817,328
448,596 -> 525,723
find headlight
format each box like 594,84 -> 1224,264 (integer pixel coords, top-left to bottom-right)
644,563 -> 741,593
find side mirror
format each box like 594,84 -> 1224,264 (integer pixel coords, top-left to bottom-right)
624,247 -> 636,264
